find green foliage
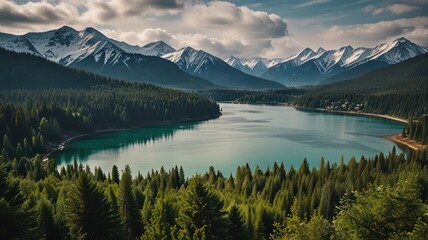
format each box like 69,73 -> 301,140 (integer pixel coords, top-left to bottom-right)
141,197 -> 175,240
0,163 -> 40,239
173,177 -> 228,240
0,145 -> 427,239
112,165 -> 120,184
270,200 -> 333,240
227,205 -> 247,240
197,89 -> 305,103
405,116 -> 428,144
236,89 -> 305,104
65,173 -> 122,240
0,149 -> 428,239
119,165 -> 143,239
37,196 -> 59,240
334,169 -> 426,239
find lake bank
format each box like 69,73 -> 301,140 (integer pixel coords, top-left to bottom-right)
309,108 -> 408,124
386,134 -> 428,151
294,107 -> 428,150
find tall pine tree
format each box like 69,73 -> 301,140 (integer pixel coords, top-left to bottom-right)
173,177 -> 227,240
227,205 -> 247,240
65,172 -> 122,240
119,165 -> 143,239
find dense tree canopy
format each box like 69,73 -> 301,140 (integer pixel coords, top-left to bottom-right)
0,146 -> 426,239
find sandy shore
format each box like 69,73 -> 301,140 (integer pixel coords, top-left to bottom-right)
386,134 -> 427,151
313,108 -> 408,124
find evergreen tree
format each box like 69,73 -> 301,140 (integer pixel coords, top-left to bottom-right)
65,172 -> 122,240
173,177 -> 227,240
119,165 -> 143,239
227,205 -> 247,240
334,169 -> 425,239
112,165 -> 120,184
37,197 -> 59,240
0,163 -> 40,239
141,197 -> 175,240
54,187 -> 69,240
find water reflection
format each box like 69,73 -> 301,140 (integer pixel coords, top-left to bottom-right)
52,121 -> 201,165
52,103 -> 406,176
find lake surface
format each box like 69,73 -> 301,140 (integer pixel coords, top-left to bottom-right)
52,103 -> 405,176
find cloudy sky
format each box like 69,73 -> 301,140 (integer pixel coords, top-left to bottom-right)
1,0 -> 427,58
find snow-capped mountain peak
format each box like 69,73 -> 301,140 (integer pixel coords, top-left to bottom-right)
140,41 -> 175,56
284,47 -> 317,65
392,37 -> 410,45
316,47 -> 326,54
365,37 -> 427,64
223,56 -> 286,76
0,36 -> 42,56
225,56 -> 244,68
162,46 -> 219,73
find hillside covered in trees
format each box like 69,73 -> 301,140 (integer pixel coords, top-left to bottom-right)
0,146 -> 427,239
297,53 -> 428,119
0,47 -> 215,90
0,47 -> 220,161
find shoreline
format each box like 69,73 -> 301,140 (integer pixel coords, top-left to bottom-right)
307,107 -> 408,124
294,107 -> 428,151
43,114 -> 220,160
386,134 -> 427,151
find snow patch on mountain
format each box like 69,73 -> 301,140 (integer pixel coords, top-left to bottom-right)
162,47 -> 218,74
0,36 -> 42,56
225,56 -> 286,76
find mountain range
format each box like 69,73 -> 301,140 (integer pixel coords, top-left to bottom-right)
0,26 -> 283,89
226,38 -> 427,86
0,26 -> 426,89
163,47 -> 283,89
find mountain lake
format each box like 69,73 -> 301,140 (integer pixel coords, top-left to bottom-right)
52,103 -> 406,176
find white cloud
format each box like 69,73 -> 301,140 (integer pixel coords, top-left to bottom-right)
181,1 -> 288,39
323,16 -> 428,47
0,0 -> 295,58
1,0 -> 425,60
363,4 -> 419,15
295,0 -> 331,8
0,0 -> 80,31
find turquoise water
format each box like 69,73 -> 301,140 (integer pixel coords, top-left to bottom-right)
52,103 -> 405,176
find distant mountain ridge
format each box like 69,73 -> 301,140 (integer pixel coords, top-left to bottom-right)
0,26 -> 283,89
0,26 -> 220,89
162,47 -> 284,89
0,26 -> 176,61
225,56 -> 286,77
309,53 -> 428,94
227,37 -> 428,86
1,26 -> 426,88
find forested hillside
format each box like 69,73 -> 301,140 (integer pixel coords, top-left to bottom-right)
297,54 -> 428,147
0,48 -> 220,160
0,47 -> 216,89
1,146 -> 427,239
297,53 -> 428,119
197,89 -> 305,103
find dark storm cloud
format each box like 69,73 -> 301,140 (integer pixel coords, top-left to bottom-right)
121,0 -> 184,16
144,0 -> 183,9
93,2 -> 118,21
0,1 -> 67,25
